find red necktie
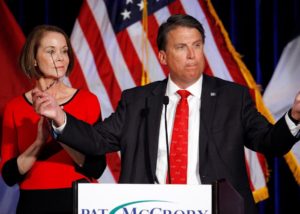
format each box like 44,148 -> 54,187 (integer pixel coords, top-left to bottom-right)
168,90 -> 190,184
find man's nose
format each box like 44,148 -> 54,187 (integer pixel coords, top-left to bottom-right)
187,47 -> 195,59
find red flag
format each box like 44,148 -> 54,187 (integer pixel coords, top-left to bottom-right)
0,1 -> 30,213
0,1 -> 30,122
69,0 -> 269,202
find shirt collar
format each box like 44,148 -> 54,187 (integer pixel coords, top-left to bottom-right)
166,75 -> 203,99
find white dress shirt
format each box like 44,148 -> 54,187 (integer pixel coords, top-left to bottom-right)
285,113 -> 300,136
155,76 -> 203,184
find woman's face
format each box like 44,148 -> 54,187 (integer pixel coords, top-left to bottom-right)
35,31 -> 69,79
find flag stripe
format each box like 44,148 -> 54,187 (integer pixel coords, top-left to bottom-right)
88,0 -> 136,90
146,14 -> 170,76
116,31 -> 143,85
127,21 -> 165,82
197,0 -> 247,85
78,1 -> 122,110
154,4 -> 171,25
203,57 -> 214,76
68,55 -> 89,90
168,0 -> 186,15
71,20 -> 115,118
105,153 -> 121,182
245,148 -> 265,190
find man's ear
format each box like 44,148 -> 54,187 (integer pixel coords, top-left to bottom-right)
158,50 -> 167,65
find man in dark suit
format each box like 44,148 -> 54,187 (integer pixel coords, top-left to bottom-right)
33,14 -> 300,214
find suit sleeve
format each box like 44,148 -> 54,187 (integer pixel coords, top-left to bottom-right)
242,87 -> 297,156
58,91 -> 126,156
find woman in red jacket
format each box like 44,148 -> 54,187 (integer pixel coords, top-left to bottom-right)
0,25 -> 106,213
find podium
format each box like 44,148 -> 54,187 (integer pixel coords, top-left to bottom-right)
74,180 -> 243,214
212,179 -> 244,214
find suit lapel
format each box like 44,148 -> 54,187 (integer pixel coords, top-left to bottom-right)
145,80 -> 167,181
199,75 -> 218,175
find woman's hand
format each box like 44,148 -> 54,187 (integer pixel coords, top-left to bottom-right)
35,117 -> 50,145
17,117 -> 49,175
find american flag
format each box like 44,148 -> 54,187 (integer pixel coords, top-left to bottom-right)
70,0 -> 271,202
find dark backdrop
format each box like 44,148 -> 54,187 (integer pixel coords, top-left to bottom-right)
5,0 -> 300,213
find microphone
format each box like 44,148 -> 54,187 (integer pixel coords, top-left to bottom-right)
163,96 -> 171,184
163,96 -> 169,105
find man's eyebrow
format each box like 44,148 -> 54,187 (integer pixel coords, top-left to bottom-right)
193,39 -> 203,44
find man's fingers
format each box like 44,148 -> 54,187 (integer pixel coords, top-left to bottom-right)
34,96 -> 52,115
32,90 -> 43,100
33,96 -> 46,108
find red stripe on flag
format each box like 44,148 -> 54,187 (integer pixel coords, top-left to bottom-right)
69,55 -> 89,90
245,157 -> 255,191
146,14 -> 169,76
116,31 -> 143,86
203,57 -> 214,76
78,1 -> 121,110
197,0 -> 247,86
106,153 -> 121,182
257,152 -> 268,180
168,0 -> 186,14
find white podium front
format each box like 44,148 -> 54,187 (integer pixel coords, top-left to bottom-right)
76,184 -> 212,214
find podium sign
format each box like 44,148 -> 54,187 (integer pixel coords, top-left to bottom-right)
77,184 -> 212,214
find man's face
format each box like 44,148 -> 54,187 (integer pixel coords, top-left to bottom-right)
158,26 -> 205,89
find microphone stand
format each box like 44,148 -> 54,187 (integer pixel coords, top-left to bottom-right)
163,96 -> 171,184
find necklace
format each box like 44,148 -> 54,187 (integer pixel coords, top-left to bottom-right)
42,79 -> 57,92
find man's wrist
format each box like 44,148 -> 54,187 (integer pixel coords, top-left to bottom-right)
53,109 -> 66,127
52,112 -> 67,134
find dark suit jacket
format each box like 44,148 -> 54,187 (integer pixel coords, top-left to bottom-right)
58,74 -> 298,214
